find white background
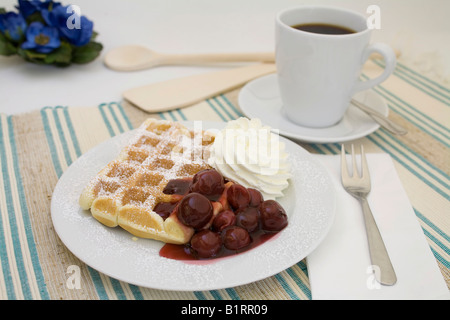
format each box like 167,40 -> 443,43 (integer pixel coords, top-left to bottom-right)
1,0 -> 449,115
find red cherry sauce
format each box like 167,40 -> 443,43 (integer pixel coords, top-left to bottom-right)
159,230 -> 280,265
153,201 -> 178,220
162,177 -> 192,195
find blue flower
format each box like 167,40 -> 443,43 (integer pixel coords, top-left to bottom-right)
0,12 -> 27,41
42,4 -> 93,47
21,21 -> 60,53
16,0 -> 61,18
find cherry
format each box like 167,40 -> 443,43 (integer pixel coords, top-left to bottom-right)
177,193 -> 213,229
259,200 -> 288,232
163,178 -> 192,195
212,210 -> 236,232
227,184 -> 250,210
190,230 -> 222,258
190,169 -> 224,201
222,226 -> 251,250
153,201 -> 178,220
248,188 -> 264,207
235,207 -> 260,233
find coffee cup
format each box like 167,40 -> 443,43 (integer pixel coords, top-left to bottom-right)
275,5 -> 396,128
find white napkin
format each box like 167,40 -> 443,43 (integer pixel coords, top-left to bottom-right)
307,153 -> 449,300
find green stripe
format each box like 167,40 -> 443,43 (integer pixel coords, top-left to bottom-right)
396,61 -> 450,93
107,103 -> 125,133
225,288 -> 240,300
0,117 -> 32,299
374,123 -> 449,183
373,59 -> 450,104
114,102 -> 134,130
98,104 -> 115,137
361,75 -> 450,147
274,273 -> 300,299
176,109 -> 188,121
422,227 -> 450,258
52,107 -> 73,166
298,260 -> 309,276
414,209 -> 450,243
361,73 -> 450,135
368,133 -> 449,200
6,116 -> 49,299
220,94 -> 244,118
429,246 -> 450,269
206,99 -> 228,121
375,88 -> 450,145
194,291 -> 207,300
167,110 -> 178,121
87,267 -> 109,300
209,290 -> 223,300
62,107 -> 82,157
212,97 -> 235,120
128,283 -> 144,300
285,267 -> 311,299
0,116 -> 17,300
110,278 -> 127,300
373,129 -> 449,194
40,108 -> 63,178
158,112 -> 167,120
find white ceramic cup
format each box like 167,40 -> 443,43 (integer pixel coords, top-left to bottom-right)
275,5 -> 396,128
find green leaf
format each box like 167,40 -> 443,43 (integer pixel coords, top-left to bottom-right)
90,31 -> 98,41
17,47 -> 47,63
25,11 -> 46,25
71,41 -> 103,64
0,32 -> 18,56
44,41 -> 72,65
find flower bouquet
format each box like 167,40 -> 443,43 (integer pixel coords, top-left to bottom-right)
0,0 -> 103,66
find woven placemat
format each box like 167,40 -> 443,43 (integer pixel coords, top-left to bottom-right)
0,59 -> 448,299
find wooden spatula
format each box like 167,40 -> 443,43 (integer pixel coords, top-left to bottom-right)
122,63 -> 277,113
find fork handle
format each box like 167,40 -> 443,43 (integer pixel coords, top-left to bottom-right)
361,198 -> 397,285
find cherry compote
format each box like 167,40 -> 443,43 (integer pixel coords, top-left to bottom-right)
153,201 -> 178,220
190,230 -> 222,259
159,168 -> 288,261
227,184 -> 250,210
212,210 -> 236,232
177,193 -> 213,230
190,169 -> 224,201
163,177 -> 192,195
259,200 -> 288,232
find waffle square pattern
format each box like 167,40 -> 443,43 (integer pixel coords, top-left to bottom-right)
79,119 -> 214,244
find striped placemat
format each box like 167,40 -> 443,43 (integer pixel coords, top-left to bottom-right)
0,59 -> 448,299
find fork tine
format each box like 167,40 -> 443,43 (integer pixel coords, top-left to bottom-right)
341,144 -> 349,180
351,144 -> 360,178
360,145 -> 370,181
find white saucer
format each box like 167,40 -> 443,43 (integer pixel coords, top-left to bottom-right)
238,74 -> 388,144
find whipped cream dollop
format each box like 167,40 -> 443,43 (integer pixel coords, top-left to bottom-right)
208,117 -> 291,199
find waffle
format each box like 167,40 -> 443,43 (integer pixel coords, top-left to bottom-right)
79,118 -> 215,244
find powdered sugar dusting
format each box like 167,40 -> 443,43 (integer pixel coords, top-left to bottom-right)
79,119 -> 213,224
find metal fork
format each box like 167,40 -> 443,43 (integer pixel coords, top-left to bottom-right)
341,144 -> 397,285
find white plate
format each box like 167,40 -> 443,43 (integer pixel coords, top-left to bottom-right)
238,74 -> 388,144
51,121 -> 336,291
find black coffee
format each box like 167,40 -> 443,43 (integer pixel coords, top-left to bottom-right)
291,23 -> 356,35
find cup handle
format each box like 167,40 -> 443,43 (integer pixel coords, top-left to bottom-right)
353,43 -> 396,93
